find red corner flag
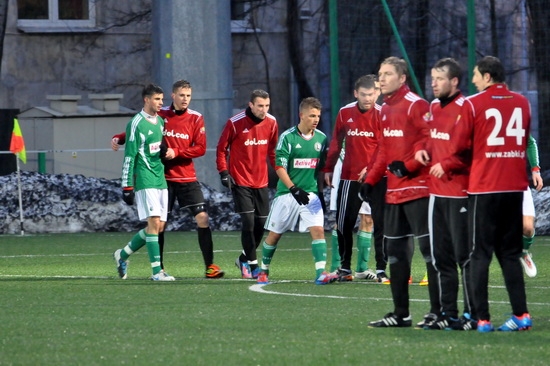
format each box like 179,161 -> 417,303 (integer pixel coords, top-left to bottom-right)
9,118 -> 26,164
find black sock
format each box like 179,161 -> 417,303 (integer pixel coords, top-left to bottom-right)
198,227 -> 213,267
241,230 -> 256,262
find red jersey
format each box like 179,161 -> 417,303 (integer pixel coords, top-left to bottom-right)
448,83 -> 530,194
216,108 -> 278,188
365,85 -> 430,204
426,94 -> 469,197
323,102 -> 381,180
158,106 -> 206,183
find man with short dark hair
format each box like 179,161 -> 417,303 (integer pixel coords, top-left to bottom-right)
446,56 -> 532,332
323,74 -> 383,282
415,58 -> 476,330
113,84 -> 175,281
216,90 -> 278,279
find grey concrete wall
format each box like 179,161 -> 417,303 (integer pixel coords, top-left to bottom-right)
152,0 -> 233,189
1,0 -> 153,113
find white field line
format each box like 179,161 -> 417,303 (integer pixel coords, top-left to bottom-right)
249,282 -> 550,306
0,274 -> 251,280
0,274 -> 112,279
0,272 -> 548,307
0,274 -> 546,291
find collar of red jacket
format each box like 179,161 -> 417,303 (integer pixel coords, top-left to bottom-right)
483,83 -> 508,93
383,84 -> 410,105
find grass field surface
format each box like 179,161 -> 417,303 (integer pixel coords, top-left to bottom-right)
0,232 -> 548,365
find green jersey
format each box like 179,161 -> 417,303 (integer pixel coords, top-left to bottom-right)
121,111 -> 167,191
275,126 -> 327,197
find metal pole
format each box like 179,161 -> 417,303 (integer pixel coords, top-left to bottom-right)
467,0 -> 476,94
380,0 -> 424,98
16,155 -> 24,236
329,0 -> 340,127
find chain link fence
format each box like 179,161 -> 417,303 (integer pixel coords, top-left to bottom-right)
336,0 -> 549,175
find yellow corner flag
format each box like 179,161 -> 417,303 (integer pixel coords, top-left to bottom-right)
9,118 -> 26,164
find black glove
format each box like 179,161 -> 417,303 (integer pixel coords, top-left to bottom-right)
159,143 -> 168,159
289,185 -> 310,205
219,170 -> 235,188
388,161 -> 410,178
122,187 -> 135,205
358,183 -> 373,202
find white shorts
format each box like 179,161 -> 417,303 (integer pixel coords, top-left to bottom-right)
135,188 -> 168,222
329,158 -> 343,211
359,201 -> 371,215
265,193 -> 324,234
523,188 -> 535,217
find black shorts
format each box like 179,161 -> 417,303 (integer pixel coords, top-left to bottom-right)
167,181 -> 206,214
384,197 -> 429,239
232,186 -> 270,218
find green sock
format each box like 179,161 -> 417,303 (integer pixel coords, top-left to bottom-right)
145,233 -> 162,275
330,229 -> 341,272
522,234 -> 534,251
312,239 -> 328,277
121,229 -> 146,260
260,242 -> 277,274
356,230 -> 372,272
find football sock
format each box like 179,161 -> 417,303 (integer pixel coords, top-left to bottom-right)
252,223 -> 266,271
330,229 -> 341,272
121,229 -> 146,260
260,242 -> 277,274
522,233 -> 534,250
249,218 -> 266,269
198,227 -> 214,266
241,228 -> 255,264
239,251 -> 247,263
145,233 -> 162,275
158,231 -> 165,269
356,230 -> 372,272
311,239 -> 328,277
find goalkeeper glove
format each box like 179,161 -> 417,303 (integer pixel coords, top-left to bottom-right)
388,161 -> 410,178
289,185 -> 310,205
219,170 -> 235,188
122,187 -> 135,205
